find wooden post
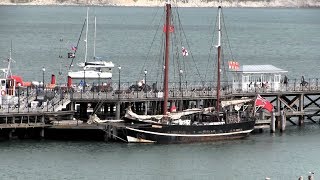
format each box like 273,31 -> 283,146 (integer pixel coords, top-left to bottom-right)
116,102 -> 120,119
299,94 -> 304,126
276,115 -> 281,130
110,103 -> 114,116
270,111 -> 275,133
145,101 -> 148,115
40,128 -> 45,139
8,129 -> 13,140
112,126 -> 118,140
280,110 -> 286,132
196,100 -> 200,108
259,111 -> 265,120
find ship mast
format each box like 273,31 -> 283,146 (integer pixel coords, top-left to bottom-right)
216,5 -> 222,116
85,7 -> 89,63
163,0 -> 171,115
93,15 -> 96,59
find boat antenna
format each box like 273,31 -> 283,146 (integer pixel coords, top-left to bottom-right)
216,5 -> 222,117
6,40 -> 13,78
163,0 -> 171,115
94,15 -> 96,59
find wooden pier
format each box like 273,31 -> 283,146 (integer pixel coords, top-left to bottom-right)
1,78 -> 320,141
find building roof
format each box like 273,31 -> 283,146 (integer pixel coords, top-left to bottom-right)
236,65 -> 288,74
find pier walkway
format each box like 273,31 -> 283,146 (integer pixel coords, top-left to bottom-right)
0,78 -> 320,136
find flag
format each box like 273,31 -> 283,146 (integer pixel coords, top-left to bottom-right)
68,52 -> 75,58
163,24 -> 174,33
255,94 -> 273,113
71,46 -> 77,51
182,47 -> 188,57
228,61 -> 239,71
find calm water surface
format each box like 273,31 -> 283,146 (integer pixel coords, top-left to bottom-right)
0,125 -> 320,179
0,6 -> 319,82
0,6 -> 320,179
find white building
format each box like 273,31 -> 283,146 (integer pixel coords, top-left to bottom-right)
231,65 -> 288,92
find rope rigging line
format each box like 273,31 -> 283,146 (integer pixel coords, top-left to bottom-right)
204,8 -> 218,83
221,8 -> 235,62
174,4 -> 204,84
68,19 -> 86,70
138,6 -> 164,82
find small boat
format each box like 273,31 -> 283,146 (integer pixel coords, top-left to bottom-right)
68,8 -> 114,80
123,1 -> 258,144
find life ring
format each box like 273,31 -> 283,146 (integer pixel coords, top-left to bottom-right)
1,90 -> 6,96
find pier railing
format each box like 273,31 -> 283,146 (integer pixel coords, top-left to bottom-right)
1,78 -> 320,113
68,78 -> 320,100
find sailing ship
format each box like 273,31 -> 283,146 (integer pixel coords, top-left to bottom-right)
123,1 -> 257,143
68,7 -> 114,80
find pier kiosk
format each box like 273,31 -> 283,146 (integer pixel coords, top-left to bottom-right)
231,65 -> 287,92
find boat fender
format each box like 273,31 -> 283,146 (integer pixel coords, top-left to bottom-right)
1,90 -> 6,96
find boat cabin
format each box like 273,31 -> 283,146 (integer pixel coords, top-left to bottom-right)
0,78 -> 16,97
231,65 -> 288,92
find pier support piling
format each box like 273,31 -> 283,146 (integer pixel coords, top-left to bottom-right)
145,101 -> 148,115
270,111 -> 275,133
280,110 -> 286,132
40,128 -> 45,139
116,102 -> 120,119
8,129 -> 14,140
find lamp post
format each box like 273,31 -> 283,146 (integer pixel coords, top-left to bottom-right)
98,70 -> 101,94
83,67 -> 86,92
144,69 -> 147,98
42,66 -> 45,90
118,66 -> 121,98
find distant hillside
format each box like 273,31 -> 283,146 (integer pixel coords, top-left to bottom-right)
1,0 -> 320,7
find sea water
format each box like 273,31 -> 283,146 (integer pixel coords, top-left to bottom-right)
0,6 -> 320,179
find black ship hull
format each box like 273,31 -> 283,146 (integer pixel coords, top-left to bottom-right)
125,120 -> 255,144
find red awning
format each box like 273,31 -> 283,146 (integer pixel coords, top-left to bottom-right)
8,75 -> 24,86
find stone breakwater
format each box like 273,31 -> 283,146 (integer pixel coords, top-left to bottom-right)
0,0 -> 320,7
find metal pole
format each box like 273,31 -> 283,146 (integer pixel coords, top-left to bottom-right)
144,69 -> 147,98
179,69 -> 183,97
118,66 -> 121,99
83,69 -> 86,92
27,86 -> 29,112
98,73 -> 101,93
42,66 -> 45,91
18,86 -> 20,113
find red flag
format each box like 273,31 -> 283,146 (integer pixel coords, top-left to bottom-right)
163,25 -> 174,33
255,94 -> 273,112
71,46 -> 77,51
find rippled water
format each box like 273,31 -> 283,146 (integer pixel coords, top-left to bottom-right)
0,6 -> 319,83
1,124 -> 320,179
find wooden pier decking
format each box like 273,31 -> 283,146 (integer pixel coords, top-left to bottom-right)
1,79 -> 320,140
